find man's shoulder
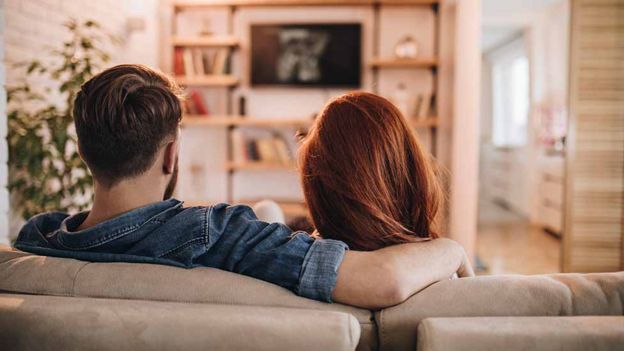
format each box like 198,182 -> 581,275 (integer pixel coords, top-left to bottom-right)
15,211 -> 71,247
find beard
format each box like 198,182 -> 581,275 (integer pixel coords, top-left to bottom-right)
163,157 -> 179,200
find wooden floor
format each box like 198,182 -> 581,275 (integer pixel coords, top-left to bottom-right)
476,200 -> 561,275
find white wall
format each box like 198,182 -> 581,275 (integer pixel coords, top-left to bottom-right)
3,0 -> 160,240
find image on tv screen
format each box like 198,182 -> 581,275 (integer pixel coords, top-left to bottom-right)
251,23 -> 361,87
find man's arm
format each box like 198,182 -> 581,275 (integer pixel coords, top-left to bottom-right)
332,238 -> 472,309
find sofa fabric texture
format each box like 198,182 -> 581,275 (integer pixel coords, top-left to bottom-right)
1,245 -> 623,351
417,316 -> 624,351
0,293 -> 360,351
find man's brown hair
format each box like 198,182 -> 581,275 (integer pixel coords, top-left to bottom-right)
73,64 -> 183,187
299,92 -> 442,251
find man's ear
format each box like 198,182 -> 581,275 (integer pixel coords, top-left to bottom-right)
163,129 -> 180,174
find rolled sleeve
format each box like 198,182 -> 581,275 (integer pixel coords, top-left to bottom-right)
297,238 -> 348,302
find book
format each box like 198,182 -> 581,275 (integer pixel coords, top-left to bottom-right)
193,49 -> 205,76
256,138 -> 279,163
182,49 -> 195,77
212,49 -> 228,75
201,49 -> 212,76
246,140 -> 260,161
173,48 -> 185,76
272,134 -> 292,164
188,90 -> 209,115
417,93 -> 432,120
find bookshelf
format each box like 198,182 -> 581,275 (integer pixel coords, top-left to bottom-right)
171,0 -> 443,207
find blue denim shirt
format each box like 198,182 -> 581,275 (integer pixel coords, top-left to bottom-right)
14,199 -> 348,302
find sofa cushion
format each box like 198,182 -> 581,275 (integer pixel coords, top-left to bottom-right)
0,293 -> 360,351
376,272 -> 624,351
417,316 -> 624,351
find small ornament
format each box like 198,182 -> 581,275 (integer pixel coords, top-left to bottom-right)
394,35 -> 419,59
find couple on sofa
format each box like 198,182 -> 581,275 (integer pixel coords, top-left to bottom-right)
14,64 -> 473,309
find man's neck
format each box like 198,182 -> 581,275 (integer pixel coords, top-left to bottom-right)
76,178 -> 166,231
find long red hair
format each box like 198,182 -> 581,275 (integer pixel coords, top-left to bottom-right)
299,92 -> 442,251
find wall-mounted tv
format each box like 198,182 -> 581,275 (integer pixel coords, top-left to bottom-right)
250,23 -> 362,87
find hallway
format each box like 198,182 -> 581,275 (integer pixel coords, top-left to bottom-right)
476,200 -> 560,275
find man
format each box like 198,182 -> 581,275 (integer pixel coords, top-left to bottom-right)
15,64 -> 472,309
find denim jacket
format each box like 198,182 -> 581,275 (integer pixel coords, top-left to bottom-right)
14,199 -> 348,302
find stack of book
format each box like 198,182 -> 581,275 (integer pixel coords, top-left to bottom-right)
173,48 -> 231,76
231,130 -> 294,165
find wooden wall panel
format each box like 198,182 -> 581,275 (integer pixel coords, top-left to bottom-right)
563,0 -> 624,272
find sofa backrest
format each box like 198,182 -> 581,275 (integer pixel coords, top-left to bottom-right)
0,245 -> 379,351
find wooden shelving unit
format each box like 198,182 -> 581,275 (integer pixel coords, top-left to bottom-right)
172,0 -> 442,205
174,75 -> 239,87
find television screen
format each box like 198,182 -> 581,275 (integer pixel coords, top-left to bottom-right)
250,23 -> 362,87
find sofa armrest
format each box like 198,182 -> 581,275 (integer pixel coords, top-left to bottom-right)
0,293 -> 360,351
417,316 -> 624,351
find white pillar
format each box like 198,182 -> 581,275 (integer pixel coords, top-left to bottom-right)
449,0 -> 481,260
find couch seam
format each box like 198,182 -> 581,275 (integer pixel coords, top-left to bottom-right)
71,262 -> 91,296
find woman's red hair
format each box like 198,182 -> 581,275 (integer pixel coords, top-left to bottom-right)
299,92 -> 442,251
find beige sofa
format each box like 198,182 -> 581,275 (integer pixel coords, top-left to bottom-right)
0,245 -> 623,350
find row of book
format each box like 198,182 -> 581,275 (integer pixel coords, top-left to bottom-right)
232,130 -> 294,165
173,48 -> 231,76
183,90 -> 209,115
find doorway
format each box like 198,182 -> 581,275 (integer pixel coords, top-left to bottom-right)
477,0 -> 570,275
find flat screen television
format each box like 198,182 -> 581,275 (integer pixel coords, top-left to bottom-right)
250,23 -> 362,87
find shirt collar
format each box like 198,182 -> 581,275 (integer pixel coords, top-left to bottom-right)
55,198 -> 183,249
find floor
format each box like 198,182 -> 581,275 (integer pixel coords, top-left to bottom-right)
476,199 -> 561,275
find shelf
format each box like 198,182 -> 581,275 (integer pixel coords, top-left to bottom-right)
225,161 -> 297,171
183,199 -> 309,218
175,75 -> 239,87
182,116 -> 312,127
172,36 -> 240,47
174,0 -> 439,9
370,57 -> 438,68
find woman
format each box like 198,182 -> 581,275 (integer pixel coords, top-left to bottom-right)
299,92 -> 444,251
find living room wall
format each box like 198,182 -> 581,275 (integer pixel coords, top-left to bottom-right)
3,0 -> 161,240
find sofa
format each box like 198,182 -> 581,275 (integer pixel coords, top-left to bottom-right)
0,244 -> 623,350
